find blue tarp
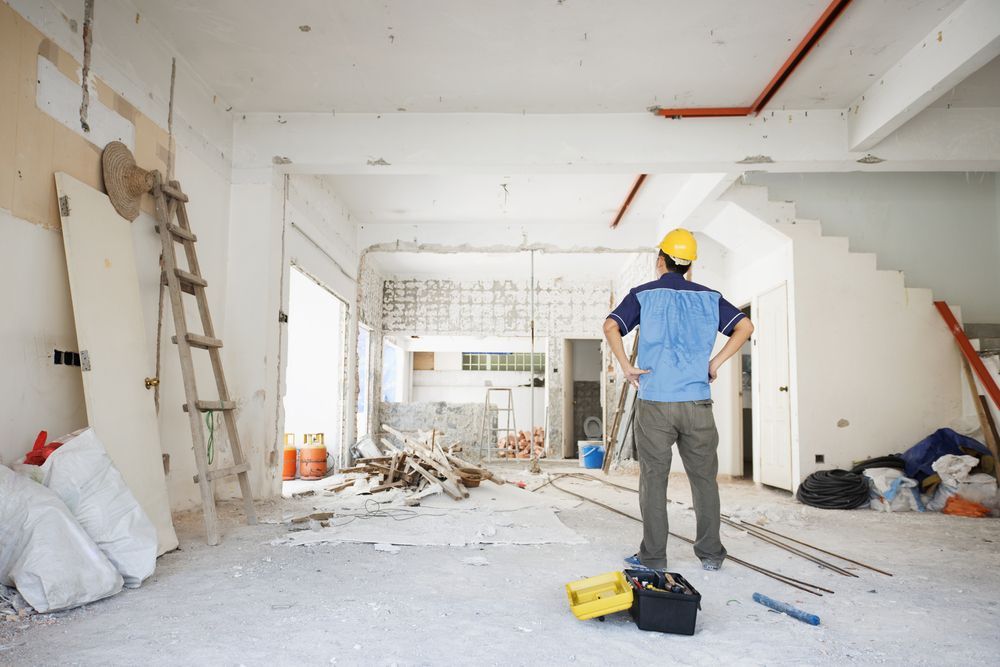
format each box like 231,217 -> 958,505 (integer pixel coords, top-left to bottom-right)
900,428 -> 992,485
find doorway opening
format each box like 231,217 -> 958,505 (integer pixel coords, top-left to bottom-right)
563,338 -> 604,459
739,304 -> 753,479
356,324 -> 372,438
282,265 -> 347,488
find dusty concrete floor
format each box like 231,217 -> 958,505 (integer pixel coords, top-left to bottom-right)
4,463 -> 1000,666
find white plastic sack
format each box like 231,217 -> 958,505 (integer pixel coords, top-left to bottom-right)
931,454 -> 979,486
863,467 -> 920,512
0,464 -> 123,613
34,428 -> 157,588
955,473 -> 999,508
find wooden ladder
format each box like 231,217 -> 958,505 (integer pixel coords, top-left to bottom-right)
151,173 -> 257,545
602,332 -> 639,473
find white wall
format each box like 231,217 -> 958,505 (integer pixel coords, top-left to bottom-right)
0,1 -> 235,517
225,173 -> 363,499
747,172 -> 1000,323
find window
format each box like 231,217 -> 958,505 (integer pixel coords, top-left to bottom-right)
461,352 -> 545,372
381,340 -> 405,402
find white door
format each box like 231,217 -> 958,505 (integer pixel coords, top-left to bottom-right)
757,283 -> 793,490
56,173 -> 179,554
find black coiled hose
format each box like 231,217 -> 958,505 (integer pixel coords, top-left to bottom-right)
849,455 -> 904,475
796,469 -> 871,510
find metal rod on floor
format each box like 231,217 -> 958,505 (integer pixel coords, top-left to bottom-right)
547,479 -> 832,596
568,472 -> 890,577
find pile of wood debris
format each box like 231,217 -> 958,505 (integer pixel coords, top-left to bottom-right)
497,428 -> 546,459
330,426 -> 505,501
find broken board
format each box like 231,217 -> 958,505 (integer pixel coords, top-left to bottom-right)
55,172 -> 178,555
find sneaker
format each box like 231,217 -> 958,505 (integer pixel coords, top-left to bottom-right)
700,557 -> 725,571
624,554 -> 662,571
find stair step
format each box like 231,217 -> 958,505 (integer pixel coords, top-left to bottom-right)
874,270 -> 905,292
183,400 -> 236,413
172,333 -> 223,349
818,236 -> 849,255
966,323 -> 1000,339
845,252 -> 877,273
723,185 -> 796,224
905,287 -> 933,307
193,462 -> 250,484
787,218 -> 822,236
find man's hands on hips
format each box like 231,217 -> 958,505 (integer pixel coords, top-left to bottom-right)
624,365 -> 650,389
708,359 -> 721,383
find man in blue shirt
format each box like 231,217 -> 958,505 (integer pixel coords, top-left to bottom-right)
603,228 -> 754,571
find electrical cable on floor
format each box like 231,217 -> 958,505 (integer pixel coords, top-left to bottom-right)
559,471 -> 891,576
544,477 -> 832,596
321,499 -> 448,529
795,469 -> 871,510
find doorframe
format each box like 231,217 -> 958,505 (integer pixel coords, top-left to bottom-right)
279,261 -> 351,470
736,302 -> 752,480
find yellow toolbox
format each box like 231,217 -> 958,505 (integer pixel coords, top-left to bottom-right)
565,571 -> 635,620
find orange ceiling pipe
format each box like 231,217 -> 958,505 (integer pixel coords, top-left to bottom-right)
653,0 -> 854,119
610,174 -> 648,229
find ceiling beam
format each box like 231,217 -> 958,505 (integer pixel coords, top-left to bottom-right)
847,0 -> 1000,151
235,109 -> 1000,177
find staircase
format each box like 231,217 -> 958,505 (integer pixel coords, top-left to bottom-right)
965,323 -> 1000,357
720,183 -> 970,480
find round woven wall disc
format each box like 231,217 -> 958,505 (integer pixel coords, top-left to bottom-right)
102,141 -> 153,221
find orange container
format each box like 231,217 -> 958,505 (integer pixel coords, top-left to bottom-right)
282,447 -> 298,481
299,446 -> 327,480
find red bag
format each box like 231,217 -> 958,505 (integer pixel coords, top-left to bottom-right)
23,430 -> 65,466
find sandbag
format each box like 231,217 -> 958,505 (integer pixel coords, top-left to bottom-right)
863,467 -> 921,512
33,428 -> 157,588
0,464 -> 123,613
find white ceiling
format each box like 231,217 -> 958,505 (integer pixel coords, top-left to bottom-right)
325,173 -> 688,226
930,55 -> 1000,108
133,0 -> 962,113
367,250 -> 640,281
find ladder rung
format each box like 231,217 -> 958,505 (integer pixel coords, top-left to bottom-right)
161,272 -> 195,295
161,183 -> 189,202
183,400 -> 236,413
192,462 -> 250,484
172,333 -> 223,349
175,268 -> 207,288
168,224 -> 197,242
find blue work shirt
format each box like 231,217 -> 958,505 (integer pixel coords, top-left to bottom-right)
608,272 -> 745,403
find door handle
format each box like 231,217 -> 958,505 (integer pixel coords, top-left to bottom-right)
778,385 -> 788,392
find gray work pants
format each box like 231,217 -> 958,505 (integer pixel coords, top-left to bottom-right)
635,398 -> 726,569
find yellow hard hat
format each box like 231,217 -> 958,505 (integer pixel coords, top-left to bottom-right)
658,228 -> 698,261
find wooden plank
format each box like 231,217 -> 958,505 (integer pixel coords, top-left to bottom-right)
603,333 -> 639,473
175,267 -> 207,288
407,459 -> 462,500
963,358 -> 1000,461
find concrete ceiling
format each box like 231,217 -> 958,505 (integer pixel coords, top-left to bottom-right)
367,250 -> 641,281
326,173 -> 688,226
930,55 -> 1000,109
133,0 -> 962,113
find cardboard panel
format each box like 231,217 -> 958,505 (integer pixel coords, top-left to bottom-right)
12,18 -> 55,228
56,172 -> 179,555
0,3 -> 21,211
